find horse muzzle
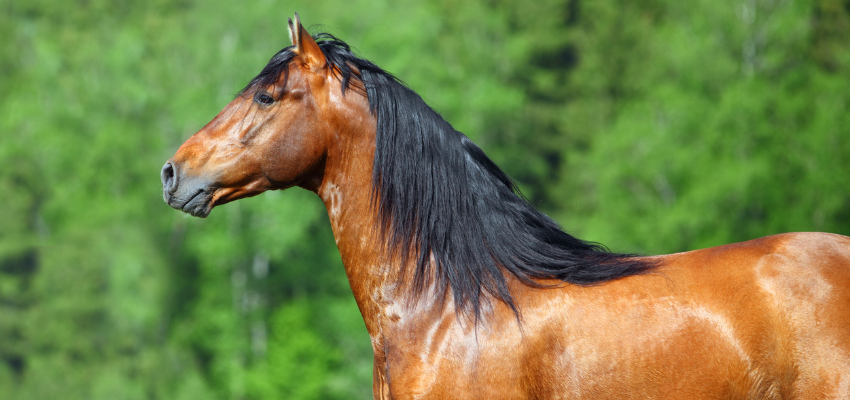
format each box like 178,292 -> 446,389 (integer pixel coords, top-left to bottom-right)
161,161 -> 215,218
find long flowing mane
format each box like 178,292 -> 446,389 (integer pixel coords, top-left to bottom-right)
244,33 -> 658,319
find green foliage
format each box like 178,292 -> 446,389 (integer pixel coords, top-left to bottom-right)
246,299 -> 371,400
551,0 -> 850,253
1,0 -> 848,399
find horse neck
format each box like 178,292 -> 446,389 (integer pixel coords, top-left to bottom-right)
315,114 -> 402,337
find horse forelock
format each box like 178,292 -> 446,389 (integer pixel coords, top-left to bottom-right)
240,33 -> 386,100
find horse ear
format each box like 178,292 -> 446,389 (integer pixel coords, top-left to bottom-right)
288,12 -> 326,71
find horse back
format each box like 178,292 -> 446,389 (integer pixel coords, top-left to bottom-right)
711,232 -> 850,399
560,231 -> 850,399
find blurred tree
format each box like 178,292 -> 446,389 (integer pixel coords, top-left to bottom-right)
553,0 -> 850,253
0,0 -> 848,399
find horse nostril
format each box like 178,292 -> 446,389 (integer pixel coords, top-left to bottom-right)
161,162 -> 176,193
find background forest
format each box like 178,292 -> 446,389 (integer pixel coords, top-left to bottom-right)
1,0 -> 849,398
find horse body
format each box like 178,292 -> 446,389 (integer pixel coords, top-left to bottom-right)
373,232 -> 850,399
162,15 -> 850,399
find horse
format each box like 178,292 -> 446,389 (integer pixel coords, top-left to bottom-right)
161,14 -> 850,399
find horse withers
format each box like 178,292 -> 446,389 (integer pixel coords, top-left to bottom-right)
162,13 -> 850,399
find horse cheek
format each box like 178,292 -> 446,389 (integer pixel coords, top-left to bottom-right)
264,125 -> 326,187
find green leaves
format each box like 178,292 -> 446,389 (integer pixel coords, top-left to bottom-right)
554,0 -> 850,253
1,0 -> 849,399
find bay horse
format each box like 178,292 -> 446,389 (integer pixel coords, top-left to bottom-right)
162,14 -> 850,399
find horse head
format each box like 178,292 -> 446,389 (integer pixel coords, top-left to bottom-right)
161,14 -> 349,217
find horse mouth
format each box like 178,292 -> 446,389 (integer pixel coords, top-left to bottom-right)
167,187 -> 214,218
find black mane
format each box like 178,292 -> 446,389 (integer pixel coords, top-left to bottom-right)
244,33 -> 657,320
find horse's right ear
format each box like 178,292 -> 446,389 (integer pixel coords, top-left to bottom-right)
288,12 -> 326,71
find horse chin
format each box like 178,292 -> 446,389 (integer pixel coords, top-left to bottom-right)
182,194 -> 213,218
165,186 -> 215,218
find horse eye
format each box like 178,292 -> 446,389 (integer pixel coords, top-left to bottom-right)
255,92 -> 275,106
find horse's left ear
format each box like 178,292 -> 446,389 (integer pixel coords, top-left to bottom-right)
288,12 -> 326,71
